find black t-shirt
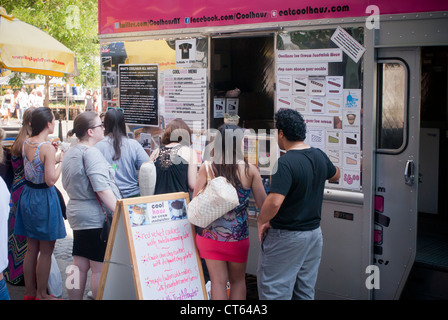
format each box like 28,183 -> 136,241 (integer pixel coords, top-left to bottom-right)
269,147 -> 336,231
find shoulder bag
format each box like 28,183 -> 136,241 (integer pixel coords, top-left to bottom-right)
138,148 -> 159,196
187,161 -> 240,228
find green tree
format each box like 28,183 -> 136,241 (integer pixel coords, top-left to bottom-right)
0,0 -> 100,89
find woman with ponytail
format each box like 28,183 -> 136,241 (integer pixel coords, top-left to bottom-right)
94,108 -> 149,198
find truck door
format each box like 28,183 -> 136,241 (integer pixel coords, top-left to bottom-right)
374,47 -> 420,299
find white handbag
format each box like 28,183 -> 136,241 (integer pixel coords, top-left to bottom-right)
187,161 -> 240,228
138,148 -> 159,196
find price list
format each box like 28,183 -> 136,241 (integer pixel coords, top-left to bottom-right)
164,68 -> 207,130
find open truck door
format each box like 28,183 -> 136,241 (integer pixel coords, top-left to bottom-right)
316,45 -> 421,300
374,48 -> 420,299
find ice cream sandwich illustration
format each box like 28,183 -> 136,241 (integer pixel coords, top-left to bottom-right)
310,99 -> 323,107
311,134 -> 322,143
328,135 -> 339,144
294,98 -> 306,106
346,156 -> 358,165
295,79 -> 307,86
328,100 -> 340,108
329,155 -> 339,163
328,80 -> 341,87
279,98 -> 290,105
279,79 -> 290,86
346,136 -> 357,145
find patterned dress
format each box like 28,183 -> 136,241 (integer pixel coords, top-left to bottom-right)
197,184 -> 251,241
4,155 -> 27,284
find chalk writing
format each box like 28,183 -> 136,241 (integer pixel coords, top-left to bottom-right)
132,216 -> 203,300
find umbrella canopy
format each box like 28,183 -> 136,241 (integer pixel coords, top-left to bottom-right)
0,7 -> 77,77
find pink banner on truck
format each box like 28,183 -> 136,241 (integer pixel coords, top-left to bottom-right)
99,0 -> 448,35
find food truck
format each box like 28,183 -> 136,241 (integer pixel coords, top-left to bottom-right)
98,0 -> 448,299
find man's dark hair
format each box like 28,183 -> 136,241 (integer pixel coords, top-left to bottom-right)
275,108 -> 307,141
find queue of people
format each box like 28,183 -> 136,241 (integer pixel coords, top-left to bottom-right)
0,107 -> 339,300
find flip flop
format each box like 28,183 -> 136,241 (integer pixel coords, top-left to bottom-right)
24,295 -> 36,300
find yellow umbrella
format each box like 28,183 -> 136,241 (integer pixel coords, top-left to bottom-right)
0,7 -> 78,77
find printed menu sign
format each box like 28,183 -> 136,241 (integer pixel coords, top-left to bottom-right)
276,42 -> 363,191
98,193 -> 207,300
164,68 -> 207,130
119,64 -> 158,126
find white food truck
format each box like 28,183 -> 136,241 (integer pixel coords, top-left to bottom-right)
98,0 -> 448,299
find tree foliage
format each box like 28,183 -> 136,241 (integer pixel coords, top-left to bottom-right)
0,0 -> 100,89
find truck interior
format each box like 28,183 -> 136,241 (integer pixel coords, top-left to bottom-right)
401,46 -> 448,299
210,35 -> 275,131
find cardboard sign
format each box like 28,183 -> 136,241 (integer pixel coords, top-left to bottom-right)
97,192 -> 207,300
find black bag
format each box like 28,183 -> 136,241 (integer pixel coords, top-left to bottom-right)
54,186 -> 67,220
100,212 -> 113,243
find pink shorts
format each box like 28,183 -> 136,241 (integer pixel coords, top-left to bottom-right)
196,234 -> 250,263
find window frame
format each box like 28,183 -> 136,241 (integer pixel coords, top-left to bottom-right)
376,58 -> 410,155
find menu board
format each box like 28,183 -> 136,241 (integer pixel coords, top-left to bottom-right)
276,46 -> 363,191
119,64 -> 159,126
98,193 -> 207,300
164,68 -> 207,130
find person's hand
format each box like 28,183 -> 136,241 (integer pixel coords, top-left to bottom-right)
258,221 -> 271,243
50,137 -> 61,151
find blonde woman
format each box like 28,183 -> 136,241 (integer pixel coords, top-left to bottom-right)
62,111 -> 121,299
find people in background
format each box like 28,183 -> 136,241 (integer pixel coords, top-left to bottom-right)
35,91 -> 44,108
84,90 -> 93,112
95,108 -> 149,198
257,109 -> 340,300
192,124 -> 266,300
28,89 -> 37,108
1,89 -> 14,124
17,87 -> 29,122
14,107 -> 66,300
62,111 -> 121,300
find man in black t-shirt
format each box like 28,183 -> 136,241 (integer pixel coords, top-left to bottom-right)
257,109 -> 340,300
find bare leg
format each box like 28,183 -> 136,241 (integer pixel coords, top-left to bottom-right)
89,260 -> 103,299
35,240 -> 56,300
67,255 -> 89,300
205,259 -> 229,300
228,261 -> 247,300
23,238 -> 39,298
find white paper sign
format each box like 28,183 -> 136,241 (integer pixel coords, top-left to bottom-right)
277,49 -> 343,63
331,26 -> 366,63
277,63 -> 329,76
129,200 -> 204,300
176,39 -> 196,67
214,98 -> 225,118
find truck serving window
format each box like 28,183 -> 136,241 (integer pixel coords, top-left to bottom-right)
377,60 -> 409,153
